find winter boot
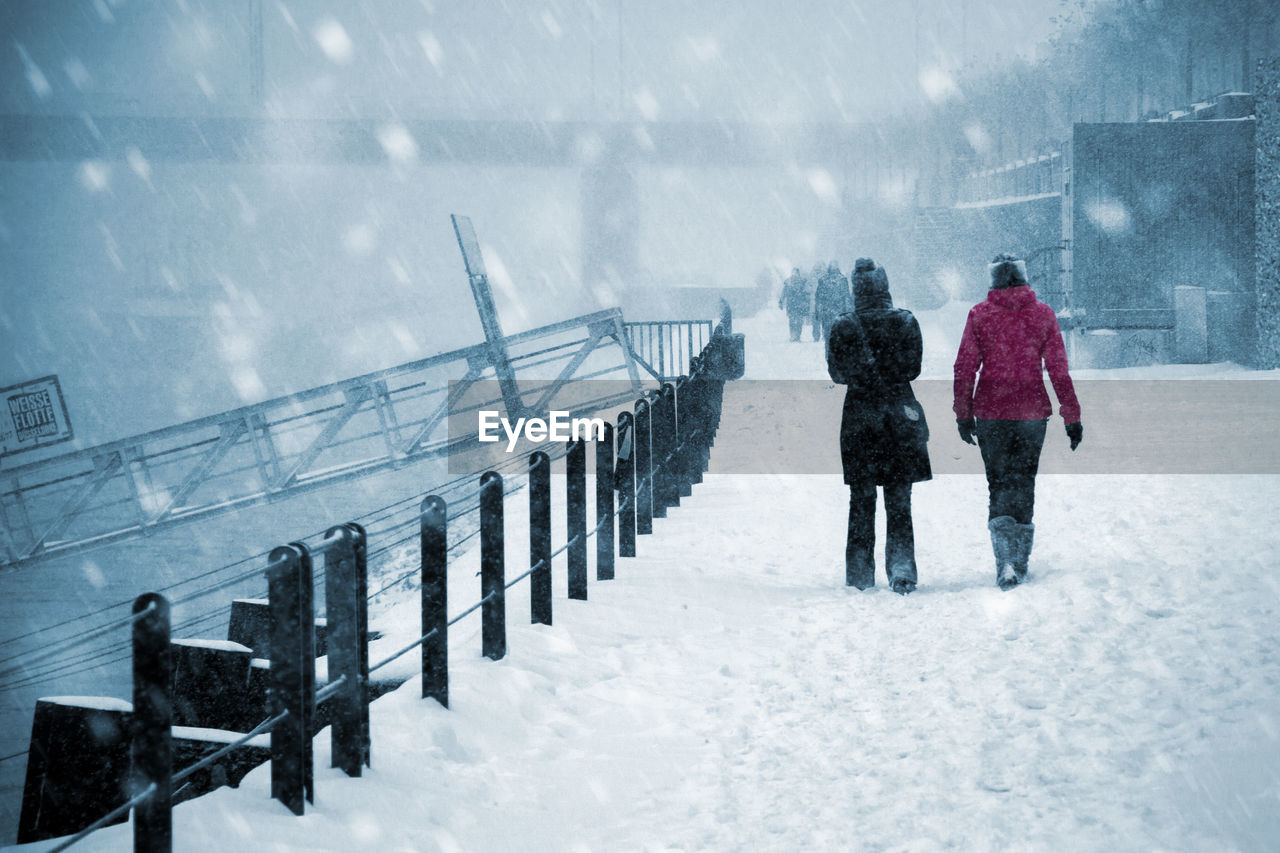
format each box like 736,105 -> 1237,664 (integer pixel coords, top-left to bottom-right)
846,547 -> 875,590
988,516 -> 1020,590
886,553 -> 917,595
1011,522 -> 1035,579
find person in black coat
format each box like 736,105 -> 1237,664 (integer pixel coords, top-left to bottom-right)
814,261 -> 852,342
826,259 -> 931,593
778,267 -> 812,341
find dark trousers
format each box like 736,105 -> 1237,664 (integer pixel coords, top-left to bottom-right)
819,314 -> 837,342
976,419 -> 1047,525
846,483 -> 916,588
788,314 -> 805,341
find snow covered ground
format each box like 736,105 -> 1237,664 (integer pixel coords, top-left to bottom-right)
13,308 -> 1280,852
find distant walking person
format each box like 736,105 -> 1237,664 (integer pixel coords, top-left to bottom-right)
953,253 -> 1083,590
827,260 -> 931,594
779,267 -> 812,342
808,263 -> 824,341
815,260 -> 852,342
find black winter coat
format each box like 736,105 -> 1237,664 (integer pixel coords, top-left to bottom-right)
815,273 -> 851,319
826,306 -> 932,487
779,274 -> 811,316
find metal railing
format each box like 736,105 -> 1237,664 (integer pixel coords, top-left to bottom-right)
622,320 -> 714,382
11,311 -> 741,851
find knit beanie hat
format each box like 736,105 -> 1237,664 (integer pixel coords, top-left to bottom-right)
853,257 -> 875,273
989,253 -> 1028,289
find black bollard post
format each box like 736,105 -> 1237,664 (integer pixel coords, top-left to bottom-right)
596,422 -> 615,580
693,358 -> 712,477
323,526 -> 363,777
566,439 -> 587,600
343,521 -> 371,769
660,383 -> 680,508
710,362 -> 725,440
529,452 -> 552,625
687,357 -> 707,482
634,398 -> 653,535
268,544 -> 312,816
480,472 -> 506,661
420,496 -> 448,707
616,411 -> 637,558
131,592 -> 171,853
675,376 -> 693,498
649,390 -> 669,519
294,542 -> 315,805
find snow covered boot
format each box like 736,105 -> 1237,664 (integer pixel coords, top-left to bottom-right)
887,553 -> 917,595
1011,522 -> 1035,579
988,516 -> 1020,590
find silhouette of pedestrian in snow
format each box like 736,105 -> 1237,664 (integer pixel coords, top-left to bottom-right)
815,260 -> 852,342
779,267 -> 812,342
826,260 -> 931,594
953,253 -> 1083,590
807,263 -> 823,341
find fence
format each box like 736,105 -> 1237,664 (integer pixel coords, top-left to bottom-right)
12,318 -> 741,851
622,320 -> 714,382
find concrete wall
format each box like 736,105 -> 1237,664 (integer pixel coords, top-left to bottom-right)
1072,121 -> 1256,331
1257,58 -> 1280,369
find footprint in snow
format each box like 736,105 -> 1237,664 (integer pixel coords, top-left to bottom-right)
1015,692 -> 1049,710
978,741 -> 1017,793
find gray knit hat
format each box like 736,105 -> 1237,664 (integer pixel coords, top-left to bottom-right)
989,253 -> 1028,289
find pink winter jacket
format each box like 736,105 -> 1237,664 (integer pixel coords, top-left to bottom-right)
953,286 -> 1081,423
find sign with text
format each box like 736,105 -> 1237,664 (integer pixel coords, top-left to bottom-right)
0,376 -> 73,457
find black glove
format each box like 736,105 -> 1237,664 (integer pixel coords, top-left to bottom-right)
1066,421 -> 1083,451
956,417 -> 977,445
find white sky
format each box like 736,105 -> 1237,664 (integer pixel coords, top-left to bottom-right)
2,0 -> 1068,120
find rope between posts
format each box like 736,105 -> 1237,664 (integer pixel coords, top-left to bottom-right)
17,393 -> 718,818
0,450 -> 538,657
0,601 -> 156,681
0,417 -> 710,688
447,590 -> 500,628
504,533 -> 580,591
1,422 -> 569,681
0,609 -> 223,693
45,782 -> 156,853
171,710 -> 290,786
368,587 -> 501,675
370,429 -> 660,669
366,509 -> 488,601
369,629 -> 437,675
314,674 -> 349,704
498,423 -> 707,595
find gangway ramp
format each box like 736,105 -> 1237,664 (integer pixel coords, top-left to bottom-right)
0,309 -> 645,568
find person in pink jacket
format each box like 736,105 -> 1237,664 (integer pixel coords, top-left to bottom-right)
953,253 -> 1083,589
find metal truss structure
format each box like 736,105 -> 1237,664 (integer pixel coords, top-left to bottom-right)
0,308 -> 643,568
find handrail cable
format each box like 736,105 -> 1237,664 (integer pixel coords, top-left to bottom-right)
45,783 -> 156,853
0,451 -> 541,685
170,710 -> 290,786
0,602 -> 156,681
369,424 -> 707,674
